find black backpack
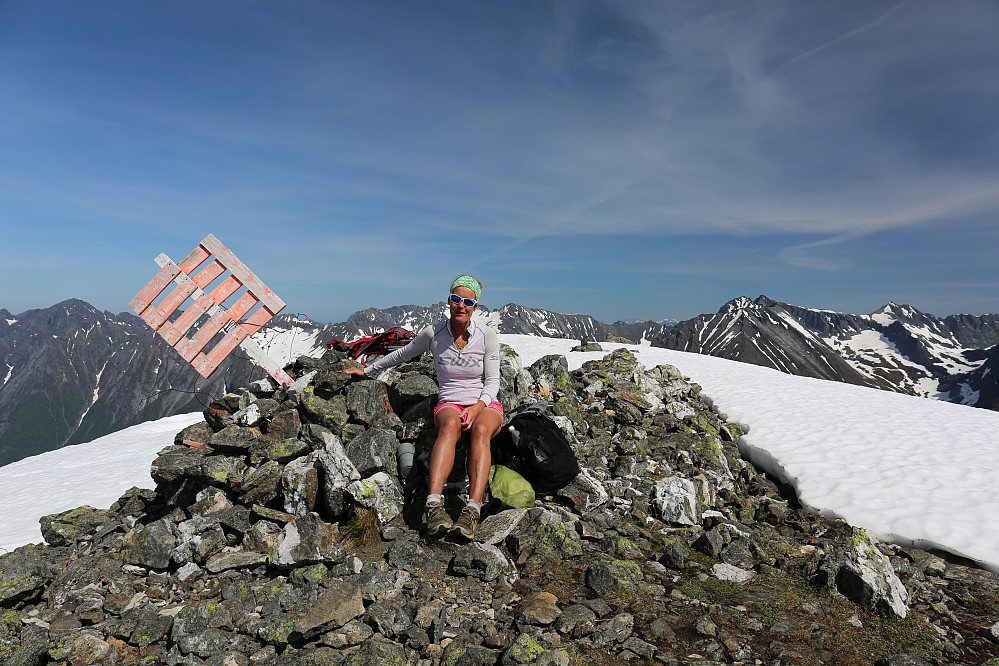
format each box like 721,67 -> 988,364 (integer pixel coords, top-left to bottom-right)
491,407 -> 580,493
327,327 -> 416,367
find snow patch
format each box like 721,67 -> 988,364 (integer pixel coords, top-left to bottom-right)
3,364 -> 12,386
503,334 -> 999,573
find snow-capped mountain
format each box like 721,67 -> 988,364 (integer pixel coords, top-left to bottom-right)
3,295 -> 997,469
649,295 -> 999,407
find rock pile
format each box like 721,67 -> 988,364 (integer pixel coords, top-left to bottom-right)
2,345 -> 999,666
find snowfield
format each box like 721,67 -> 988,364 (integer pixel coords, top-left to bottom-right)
2,335 -> 997,575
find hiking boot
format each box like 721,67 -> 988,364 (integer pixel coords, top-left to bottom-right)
454,504 -> 480,540
423,500 -> 452,535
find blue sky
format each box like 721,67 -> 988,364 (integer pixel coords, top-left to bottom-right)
1,1 -> 997,324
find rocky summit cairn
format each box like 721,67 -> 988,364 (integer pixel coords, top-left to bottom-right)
2,346 -> 999,666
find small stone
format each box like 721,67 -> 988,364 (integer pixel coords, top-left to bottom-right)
712,562 -> 756,583
515,592 -> 561,626
293,580 -> 365,639
694,615 -> 717,636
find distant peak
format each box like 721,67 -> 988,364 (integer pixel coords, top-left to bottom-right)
720,296 -> 761,314
753,295 -> 778,307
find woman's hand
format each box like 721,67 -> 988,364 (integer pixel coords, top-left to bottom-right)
344,366 -> 366,377
461,401 -> 486,431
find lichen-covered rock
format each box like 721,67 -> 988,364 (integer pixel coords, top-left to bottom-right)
650,476 -> 701,525
47,628 -> 118,664
150,445 -> 208,485
835,528 -> 910,618
317,435 -> 361,518
515,591 -> 561,626
253,436 -> 310,463
282,452 -> 320,517
243,520 -> 283,554
125,517 -> 177,569
240,460 -> 283,505
498,343 -> 534,410
0,545 -> 52,605
502,633 -> 546,665
270,513 -> 345,567
293,580 -> 365,640
346,379 -> 394,425
346,472 -> 404,523
585,558 -> 643,596
172,516 -> 226,565
529,354 -> 578,407
344,427 -> 399,477
389,373 -> 439,414
39,505 -> 107,547
174,420 -> 213,447
209,424 -> 260,453
525,508 -> 583,557
263,408 -> 301,442
171,600 -> 233,657
196,454 -> 248,491
298,387 -> 350,435
452,543 -> 515,582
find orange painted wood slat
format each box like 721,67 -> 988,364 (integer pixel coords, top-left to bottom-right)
144,282 -> 198,330
177,244 -> 211,275
208,275 -> 242,306
163,295 -> 214,346
129,261 -> 181,315
239,306 -> 276,336
191,259 -> 226,289
226,292 -> 258,324
195,328 -> 250,375
185,309 -> 231,358
200,234 -> 285,313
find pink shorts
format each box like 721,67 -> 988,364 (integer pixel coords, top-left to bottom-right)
434,401 -> 504,424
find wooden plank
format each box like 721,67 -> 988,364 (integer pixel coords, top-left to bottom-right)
200,234 -> 285,313
184,309 -> 231,358
132,235 -> 292,385
129,259 -> 181,315
191,259 -> 226,290
208,275 -> 242,306
240,305 -> 275,336
144,282 -> 197,330
177,244 -> 211,275
227,292 -> 258,324
195,328 -> 249,376
163,294 -> 214,346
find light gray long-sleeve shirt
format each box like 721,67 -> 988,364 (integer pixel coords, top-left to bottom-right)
362,319 -> 501,406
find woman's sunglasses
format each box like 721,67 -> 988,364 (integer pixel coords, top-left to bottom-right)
449,293 -> 477,308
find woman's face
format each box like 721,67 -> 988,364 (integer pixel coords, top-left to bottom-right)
449,286 -> 477,324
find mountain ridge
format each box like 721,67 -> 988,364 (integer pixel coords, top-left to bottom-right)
2,296 -> 998,467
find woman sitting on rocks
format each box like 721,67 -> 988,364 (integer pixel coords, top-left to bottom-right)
345,275 -> 501,539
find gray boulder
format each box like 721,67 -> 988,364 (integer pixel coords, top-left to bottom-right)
835,528 -> 910,618
347,472 -> 405,523
650,476 -> 701,526
282,452 -> 321,516
345,428 -> 399,477
346,379 -> 393,425
270,513 -> 345,567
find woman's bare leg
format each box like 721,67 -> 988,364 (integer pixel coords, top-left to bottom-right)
466,407 -> 502,503
429,407 -> 463,496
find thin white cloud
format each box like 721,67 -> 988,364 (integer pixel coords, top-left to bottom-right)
772,0 -> 912,75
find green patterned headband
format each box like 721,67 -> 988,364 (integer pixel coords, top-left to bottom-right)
450,275 -> 482,299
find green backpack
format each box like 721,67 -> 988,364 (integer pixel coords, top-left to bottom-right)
488,465 -> 536,509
